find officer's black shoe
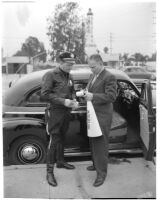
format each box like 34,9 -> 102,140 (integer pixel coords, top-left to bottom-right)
56,162 -> 75,169
47,164 -> 57,187
93,174 -> 106,187
47,173 -> 57,187
87,165 -> 95,171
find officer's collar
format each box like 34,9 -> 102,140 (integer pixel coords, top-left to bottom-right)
59,66 -> 69,75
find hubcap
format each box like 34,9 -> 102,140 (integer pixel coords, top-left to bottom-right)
18,143 -> 42,164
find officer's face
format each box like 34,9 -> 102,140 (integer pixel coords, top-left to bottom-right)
88,59 -> 102,74
60,61 -> 74,73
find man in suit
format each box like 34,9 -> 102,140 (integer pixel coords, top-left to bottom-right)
41,52 -> 78,187
84,54 -> 117,187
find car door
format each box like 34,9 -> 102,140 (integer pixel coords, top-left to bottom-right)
139,81 -> 156,162
25,87 -> 88,152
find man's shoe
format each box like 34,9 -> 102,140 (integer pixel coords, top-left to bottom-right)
56,162 -> 75,170
93,175 -> 106,187
87,165 -> 95,171
47,173 -> 57,187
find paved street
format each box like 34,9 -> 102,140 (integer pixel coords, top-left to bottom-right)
3,158 -> 156,199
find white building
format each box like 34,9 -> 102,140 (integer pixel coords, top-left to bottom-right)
85,8 -> 98,57
3,56 -> 31,74
99,53 -> 121,69
145,61 -> 156,72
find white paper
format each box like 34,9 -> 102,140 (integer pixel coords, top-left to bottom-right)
87,101 -> 102,137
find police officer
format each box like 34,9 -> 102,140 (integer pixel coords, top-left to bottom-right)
41,52 -> 78,187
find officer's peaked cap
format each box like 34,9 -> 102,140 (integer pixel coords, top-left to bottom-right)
58,51 -> 76,62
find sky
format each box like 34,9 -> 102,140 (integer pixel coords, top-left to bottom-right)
1,0 -> 156,57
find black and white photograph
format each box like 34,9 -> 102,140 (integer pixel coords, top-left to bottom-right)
1,0 -> 156,199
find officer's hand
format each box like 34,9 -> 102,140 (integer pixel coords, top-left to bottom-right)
84,92 -> 93,101
71,99 -> 79,109
64,99 -> 79,108
64,99 -> 73,107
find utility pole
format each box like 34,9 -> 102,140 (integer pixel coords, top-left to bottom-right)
152,9 -> 156,53
109,32 -> 113,54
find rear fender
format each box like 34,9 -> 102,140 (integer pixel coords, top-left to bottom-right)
3,118 -> 48,155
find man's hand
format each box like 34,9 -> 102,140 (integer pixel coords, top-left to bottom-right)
84,92 -> 93,101
64,99 -> 79,108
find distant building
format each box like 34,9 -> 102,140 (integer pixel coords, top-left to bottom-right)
99,53 -> 121,69
3,56 -> 30,74
145,61 -> 156,72
2,57 -> 7,73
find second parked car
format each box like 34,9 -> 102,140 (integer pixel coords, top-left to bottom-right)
123,66 -> 156,80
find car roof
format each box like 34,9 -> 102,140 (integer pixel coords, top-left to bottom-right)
3,66 -> 133,106
9,66 -> 132,90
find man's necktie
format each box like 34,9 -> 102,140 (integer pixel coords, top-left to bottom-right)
90,75 -> 97,88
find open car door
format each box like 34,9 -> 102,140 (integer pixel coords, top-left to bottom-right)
139,81 -> 156,162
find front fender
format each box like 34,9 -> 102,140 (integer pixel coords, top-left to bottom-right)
3,117 -> 48,155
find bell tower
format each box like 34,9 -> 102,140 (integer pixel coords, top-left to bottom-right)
85,8 -> 97,56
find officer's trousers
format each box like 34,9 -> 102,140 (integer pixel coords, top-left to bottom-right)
46,109 -> 70,164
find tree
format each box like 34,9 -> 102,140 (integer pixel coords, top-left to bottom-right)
47,2 -> 86,63
121,53 -> 131,66
103,47 -> 108,54
14,36 -> 47,62
131,53 -> 148,66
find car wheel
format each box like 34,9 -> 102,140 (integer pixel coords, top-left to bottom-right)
8,136 -> 47,165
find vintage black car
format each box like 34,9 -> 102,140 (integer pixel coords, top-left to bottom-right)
3,65 -> 156,165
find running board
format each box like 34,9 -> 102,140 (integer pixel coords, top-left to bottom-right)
64,148 -> 143,157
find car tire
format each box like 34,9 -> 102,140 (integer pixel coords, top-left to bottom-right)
8,136 -> 47,165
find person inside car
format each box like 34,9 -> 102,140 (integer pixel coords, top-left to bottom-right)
41,51 -> 79,187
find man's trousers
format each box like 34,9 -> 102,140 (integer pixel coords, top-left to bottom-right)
90,115 -> 112,178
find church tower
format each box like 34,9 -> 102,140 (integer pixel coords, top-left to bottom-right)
85,8 -> 97,56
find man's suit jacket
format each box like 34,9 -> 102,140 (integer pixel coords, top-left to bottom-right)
87,68 -> 117,136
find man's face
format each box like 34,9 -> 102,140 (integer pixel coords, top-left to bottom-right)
60,61 -> 74,73
88,59 -> 101,74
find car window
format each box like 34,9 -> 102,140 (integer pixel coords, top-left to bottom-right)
125,68 -> 131,72
126,68 -> 146,73
27,89 -> 41,103
134,81 -> 156,109
151,82 -> 156,108
117,81 -> 139,99
132,68 -> 141,72
25,88 -> 47,106
136,68 -> 141,72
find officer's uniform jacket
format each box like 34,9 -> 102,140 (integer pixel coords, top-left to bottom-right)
41,66 -> 73,110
